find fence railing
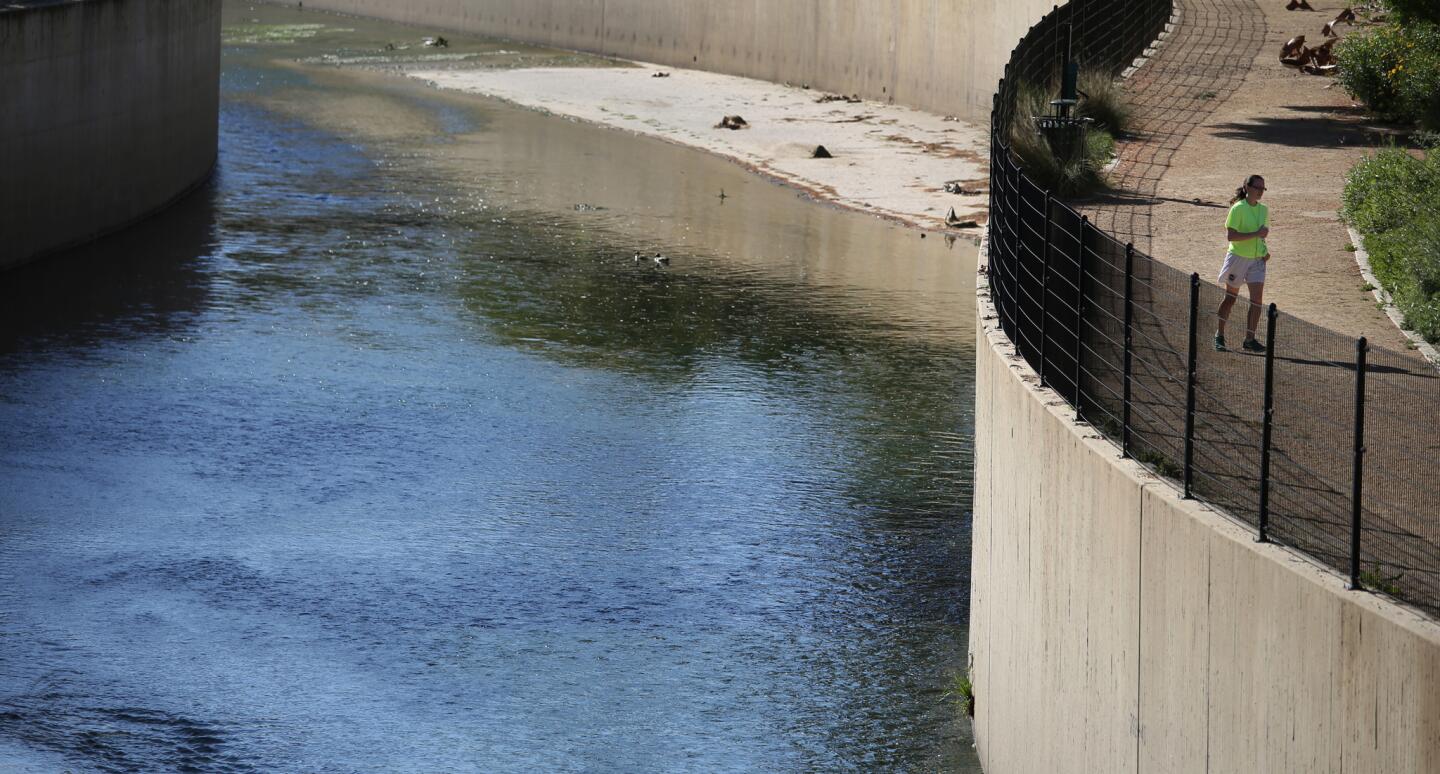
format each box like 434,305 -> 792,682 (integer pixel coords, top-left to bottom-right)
987,0 -> 1440,618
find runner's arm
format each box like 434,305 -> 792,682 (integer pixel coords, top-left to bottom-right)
1227,226 -> 1269,241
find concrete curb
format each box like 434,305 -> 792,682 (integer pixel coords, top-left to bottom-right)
1346,225 -> 1440,370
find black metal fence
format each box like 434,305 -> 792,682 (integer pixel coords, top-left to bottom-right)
987,0 -> 1440,617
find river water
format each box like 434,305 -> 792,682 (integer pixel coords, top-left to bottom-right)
0,3 -> 980,771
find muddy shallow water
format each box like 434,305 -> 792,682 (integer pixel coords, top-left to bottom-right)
0,3 -> 981,771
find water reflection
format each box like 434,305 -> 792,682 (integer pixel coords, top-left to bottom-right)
0,3 -> 980,771
0,183 -> 217,353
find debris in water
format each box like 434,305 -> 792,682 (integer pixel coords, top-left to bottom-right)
946,207 -> 979,228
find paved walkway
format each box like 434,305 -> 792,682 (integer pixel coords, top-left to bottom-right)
1089,0 -> 1426,355
1081,0 -> 1267,254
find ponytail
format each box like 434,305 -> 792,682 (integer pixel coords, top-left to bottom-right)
1231,174 -> 1264,204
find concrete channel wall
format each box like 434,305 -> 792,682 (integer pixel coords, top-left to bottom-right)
296,0 -> 1054,124
971,275 -> 1440,773
0,0 -> 220,269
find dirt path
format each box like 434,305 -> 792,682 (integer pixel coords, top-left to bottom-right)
1080,0 -> 1267,253
1146,0 -> 1423,354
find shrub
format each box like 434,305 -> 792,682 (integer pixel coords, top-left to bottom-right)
1075,70 -> 1131,135
1086,129 -> 1116,164
1366,216 -> 1440,342
1340,148 -> 1438,235
1385,0 -> 1440,25
1336,22 -> 1440,129
1343,146 -> 1440,342
1007,80 -> 1124,198
1136,449 -> 1182,480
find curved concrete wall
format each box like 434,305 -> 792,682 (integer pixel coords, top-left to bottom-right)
0,0 -> 220,269
971,272 -> 1440,773
296,0 -> 1053,124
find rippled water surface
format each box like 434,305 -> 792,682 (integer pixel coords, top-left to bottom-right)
0,3 -> 980,771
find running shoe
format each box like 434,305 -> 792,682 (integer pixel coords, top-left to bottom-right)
1242,338 -> 1267,353
1213,334 -> 1227,352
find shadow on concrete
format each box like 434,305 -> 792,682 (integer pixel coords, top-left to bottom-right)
1209,116 -> 1412,148
1079,190 -> 1229,209
0,182 -> 218,353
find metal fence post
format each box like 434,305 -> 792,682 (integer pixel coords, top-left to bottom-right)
1002,154 -> 1014,338
992,83 -> 1005,337
1011,152 -> 1022,354
1002,151 -> 1013,333
1184,273 -> 1199,499
1041,193 -> 1053,386
989,91 -> 999,296
1350,336 -> 1368,590
1075,216 -> 1088,422
1122,243 -> 1134,457
1258,303 -> 1277,543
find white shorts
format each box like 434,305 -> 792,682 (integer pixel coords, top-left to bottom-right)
1218,252 -> 1266,287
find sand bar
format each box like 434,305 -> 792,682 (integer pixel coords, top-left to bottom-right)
410,60 -> 991,234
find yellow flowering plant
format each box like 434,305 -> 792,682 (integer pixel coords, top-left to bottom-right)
1337,21 -> 1440,129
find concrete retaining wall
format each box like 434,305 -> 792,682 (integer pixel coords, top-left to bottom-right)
294,0 -> 1052,124
971,273 -> 1440,773
0,0 -> 220,269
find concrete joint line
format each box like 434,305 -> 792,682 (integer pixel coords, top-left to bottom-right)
1135,481 -> 1148,767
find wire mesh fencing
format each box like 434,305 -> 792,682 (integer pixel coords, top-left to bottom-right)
993,0 -> 1172,142
987,0 -> 1440,618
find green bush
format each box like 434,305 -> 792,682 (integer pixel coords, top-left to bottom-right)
1385,0 -> 1440,25
1343,146 -> 1440,342
1340,148 -> 1439,234
1365,217 -> 1440,342
1336,26 -> 1399,116
1075,70 -> 1131,135
1336,22 -> 1440,129
1086,129 -> 1116,164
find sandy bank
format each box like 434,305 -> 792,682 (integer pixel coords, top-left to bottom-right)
409,61 -> 990,234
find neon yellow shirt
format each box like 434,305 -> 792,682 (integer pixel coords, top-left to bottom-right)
1226,200 -> 1269,259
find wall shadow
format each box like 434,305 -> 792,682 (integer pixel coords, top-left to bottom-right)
0,182 -> 218,354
